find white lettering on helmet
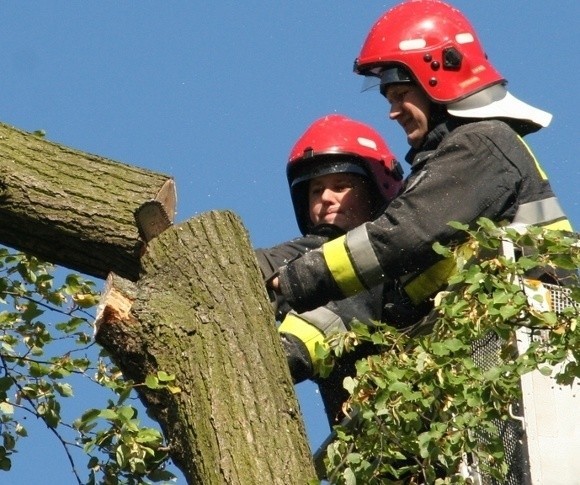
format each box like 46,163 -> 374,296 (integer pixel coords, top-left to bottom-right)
357,137 -> 378,151
455,33 -> 474,44
459,76 -> 481,89
399,39 -> 426,51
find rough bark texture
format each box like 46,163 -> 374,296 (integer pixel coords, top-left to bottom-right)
0,122 -> 175,280
1,123 -> 316,483
96,210 -> 316,484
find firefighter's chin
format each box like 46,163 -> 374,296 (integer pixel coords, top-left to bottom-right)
406,124 -> 428,149
319,212 -> 342,227
406,129 -> 424,149
322,214 -> 357,232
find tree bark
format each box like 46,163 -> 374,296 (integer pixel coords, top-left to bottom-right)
0,122 -> 316,483
95,210 -> 316,484
0,122 -> 175,281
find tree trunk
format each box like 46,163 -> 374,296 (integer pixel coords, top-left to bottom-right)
0,122 -> 175,281
0,122 -> 316,483
95,210 -> 316,484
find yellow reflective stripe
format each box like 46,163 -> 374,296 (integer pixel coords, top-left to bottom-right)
403,243 -> 473,305
403,257 -> 457,305
544,219 -> 573,232
516,137 -> 574,231
322,235 -> 366,296
518,136 -> 547,180
278,313 -> 328,374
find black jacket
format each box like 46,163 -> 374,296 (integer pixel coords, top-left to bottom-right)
279,119 -> 571,314
256,225 -> 430,425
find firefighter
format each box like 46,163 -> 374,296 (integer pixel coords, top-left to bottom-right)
255,114 -> 406,425
269,0 -> 572,319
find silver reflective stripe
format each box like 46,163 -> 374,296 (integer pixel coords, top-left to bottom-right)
298,307 -> 347,335
512,197 -> 566,226
345,224 -> 384,290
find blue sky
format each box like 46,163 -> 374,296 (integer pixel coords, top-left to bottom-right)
1,2 -> 578,483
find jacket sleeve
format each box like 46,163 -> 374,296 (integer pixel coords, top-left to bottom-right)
255,234 -> 329,320
279,122 -> 526,313
255,236 -> 323,281
278,283 -> 384,382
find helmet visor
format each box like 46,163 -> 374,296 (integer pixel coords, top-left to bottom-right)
291,159 -> 368,187
361,74 -> 381,93
360,65 -> 413,96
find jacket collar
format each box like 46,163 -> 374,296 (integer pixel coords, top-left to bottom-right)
404,117 -> 469,167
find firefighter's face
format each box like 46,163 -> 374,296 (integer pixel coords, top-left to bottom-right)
385,84 -> 431,148
308,173 -> 373,231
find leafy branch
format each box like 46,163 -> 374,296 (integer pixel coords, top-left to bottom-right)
0,249 -> 176,484
321,220 -> 579,484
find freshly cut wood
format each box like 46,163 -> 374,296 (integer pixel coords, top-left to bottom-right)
0,122 -> 175,280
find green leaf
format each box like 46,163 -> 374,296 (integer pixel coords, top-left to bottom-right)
0,377 -> 13,393
73,293 -> 99,308
80,408 -> 102,424
156,371 -> 175,382
135,428 -> 162,445
551,255 -> 578,270
99,409 -> 118,421
147,468 -> 176,482
448,220 -> 469,231
538,366 -> 553,376
388,381 -> 410,394
443,338 -> 465,352
87,456 -> 99,470
14,424 -> 26,438
516,256 -> 540,271
55,382 -> 74,397
55,316 -> 86,333
115,444 -> 127,469
432,241 -> 453,257
541,312 -> 558,326
118,405 -> 136,421
0,402 -> 14,416
29,362 -> 50,378
344,467 -> 356,485
2,433 -> 15,451
0,455 -> 11,471
145,375 -> 159,389
499,305 -> 519,320
343,376 -> 356,394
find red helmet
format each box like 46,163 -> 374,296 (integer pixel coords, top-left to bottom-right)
287,114 -> 403,235
354,0 -> 504,104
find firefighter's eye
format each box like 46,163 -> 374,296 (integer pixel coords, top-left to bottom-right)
387,88 -> 408,105
309,185 -> 323,196
334,183 -> 353,193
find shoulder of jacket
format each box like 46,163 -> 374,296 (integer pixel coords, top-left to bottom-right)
444,119 -> 520,149
450,119 -> 515,137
